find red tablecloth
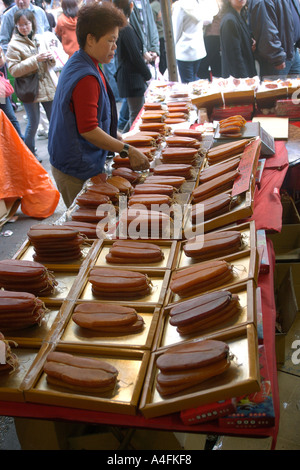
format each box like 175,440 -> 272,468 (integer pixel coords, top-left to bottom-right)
0,239 -> 279,449
248,141 -> 289,232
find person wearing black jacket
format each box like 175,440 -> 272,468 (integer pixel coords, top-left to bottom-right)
113,0 -> 151,133
220,0 -> 257,78
248,0 -> 300,78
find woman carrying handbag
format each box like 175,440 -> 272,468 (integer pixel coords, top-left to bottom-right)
6,9 -> 56,160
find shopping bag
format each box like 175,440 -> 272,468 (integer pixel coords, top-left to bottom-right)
0,71 -> 14,98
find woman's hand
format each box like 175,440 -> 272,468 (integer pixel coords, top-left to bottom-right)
37,52 -> 54,62
275,62 -> 286,70
80,127 -> 150,171
117,130 -> 123,141
143,51 -> 153,63
128,146 -> 150,171
0,46 -> 5,66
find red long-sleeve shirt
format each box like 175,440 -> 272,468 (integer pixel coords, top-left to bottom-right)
70,57 -> 107,133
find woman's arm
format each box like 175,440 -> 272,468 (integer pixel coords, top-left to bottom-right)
249,1 -> 286,68
81,127 -> 150,171
0,46 -> 5,68
6,43 -> 39,77
72,74 -> 150,171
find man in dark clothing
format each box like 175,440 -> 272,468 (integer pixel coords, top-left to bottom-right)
248,0 -> 300,77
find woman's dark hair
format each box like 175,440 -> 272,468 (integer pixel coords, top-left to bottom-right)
112,0 -> 132,19
221,0 -> 247,19
62,0 -> 79,19
14,9 -> 37,34
76,2 -> 127,49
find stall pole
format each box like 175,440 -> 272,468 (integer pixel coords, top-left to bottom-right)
160,0 -> 178,81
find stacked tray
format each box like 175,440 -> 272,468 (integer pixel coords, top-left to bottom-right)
154,280 -> 257,351
139,324 -> 260,419
165,249 -> 259,306
0,107 -> 263,419
183,138 -> 261,235
21,343 -> 150,416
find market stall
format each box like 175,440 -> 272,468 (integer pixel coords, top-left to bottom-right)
0,75 -> 297,450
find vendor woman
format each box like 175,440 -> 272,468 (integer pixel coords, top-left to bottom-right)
48,2 -> 150,208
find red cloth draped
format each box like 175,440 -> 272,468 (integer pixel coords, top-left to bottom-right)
248,141 -> 289,232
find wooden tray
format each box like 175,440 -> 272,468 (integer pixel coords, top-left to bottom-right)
0,345 -> 43,403
92,239 -> 177,271
23,344 -> 150,416
139,324 -> 260,419
56,302 -> 161,351
191,92 -> 223,111
41,270 -> 82,304
256,86 -> 289,108
13,239 -> 95,271
2,301 -> 67,347
74,266 -> 172,307
153,151 -> 205,169
174,221 -> 256,270
183,189 -> 254,236
223,89 -> 255,106
153,280 -> 257,351
165,249 -> 259,306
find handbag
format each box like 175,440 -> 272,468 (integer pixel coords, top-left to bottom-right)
0,72 -> 14,98
14,73 -> 39,103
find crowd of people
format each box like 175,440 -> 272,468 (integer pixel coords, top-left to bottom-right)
0,0 -> 299,206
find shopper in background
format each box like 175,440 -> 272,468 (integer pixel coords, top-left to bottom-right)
1,0 -> 15,19
117,0 -> 158,130
0,0 -> 23,137
45,0 -> 62,23
102,57 -> 121,102
0,0 -> 51,147
220,0 -> 257,78
43,0 -> 56,31
113,0 -> 151,132
129,0 -> 159,68
197,0 -> 223,80
248,0 -> 300,78
6,9 -> 56,158
172,0 -> 218,83
55,0 -> 79,57
32,0 -> 56,31
0,44 -> 23,137
32,0 -> 56,140
48,2 -> 149,208
150,0 -> 167,75
0,0 -> 50,52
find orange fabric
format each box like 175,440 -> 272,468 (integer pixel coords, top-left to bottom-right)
0,110 -> 60,219
55,14 -> 79,57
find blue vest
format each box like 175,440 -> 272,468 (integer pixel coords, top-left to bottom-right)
48,49 -> 117,181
